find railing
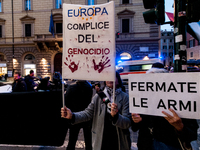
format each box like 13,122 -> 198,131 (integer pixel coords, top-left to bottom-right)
0,34 -> 63,45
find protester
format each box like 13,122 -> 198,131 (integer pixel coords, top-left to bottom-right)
25,70 -> 37,91
131,62 -> 199,150
12,72 -> 27,92
61,72 -> 131,150
65,80 -> 93,150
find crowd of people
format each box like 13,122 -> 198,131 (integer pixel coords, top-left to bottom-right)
10,62 -> 199,150
61,62 -> 199,150
12,70 -> 63,92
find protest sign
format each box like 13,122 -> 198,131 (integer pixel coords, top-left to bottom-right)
63,2 -> 115,81
129,73 -> 200,119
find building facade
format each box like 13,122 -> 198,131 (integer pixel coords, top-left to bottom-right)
160,30 -> 174,67
186,32 -> 200,61
0,0 -> 160,79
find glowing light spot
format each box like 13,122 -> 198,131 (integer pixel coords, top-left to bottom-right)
90,17 -> 92,19
82,17 -> 84,20
79,7 -> 81,9
86,18 -> 88,21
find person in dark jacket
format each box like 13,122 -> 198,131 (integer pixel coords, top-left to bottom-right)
12,72 -> 27,92
64,80 -> 93,150
25,70 -> 36,91
61,72 -> 131,150
131,62 -> 199,150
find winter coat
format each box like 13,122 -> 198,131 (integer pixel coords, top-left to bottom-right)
12,78 -> 27,92
73,89 -> 131,150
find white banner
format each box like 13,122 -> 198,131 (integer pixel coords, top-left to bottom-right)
63,2 -> 115,81
129,73 -> 200,119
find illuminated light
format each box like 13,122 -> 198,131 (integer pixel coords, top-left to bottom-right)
86,18 -> 88,21
120,52 -> 132,60
118,60 -> 122,64
90,17 -> 92,19
143,56 -> 149,60
121,56 -> 130,60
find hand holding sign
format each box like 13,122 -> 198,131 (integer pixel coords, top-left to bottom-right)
162,108 -> 184,132
61,106 -> 73,120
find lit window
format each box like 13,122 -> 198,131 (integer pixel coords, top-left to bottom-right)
55,0 -> 62,9
25,0 -> 31,11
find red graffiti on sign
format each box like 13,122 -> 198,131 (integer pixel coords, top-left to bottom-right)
93,56 -> 111,73
64,55 -> 80,73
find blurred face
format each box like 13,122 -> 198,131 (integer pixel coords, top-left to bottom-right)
106,77 -> 119,89
30,72 -> 34,77
14,74 -> 20,81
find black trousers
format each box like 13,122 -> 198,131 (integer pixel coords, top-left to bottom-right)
66,123 -> 92,150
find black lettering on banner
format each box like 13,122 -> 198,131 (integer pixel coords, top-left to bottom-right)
177,82 -> 186,92
141,98 -> 148,108
78,34 -> 84,43
194,101 -> 197,112
86,34 -> 91,42
67,23 -> 72,30
168,99 -> 177,110
179,100 -> 191,111
104,21 -> 109,29
167,82 -> 177,92
156,82 -> 166,92
133,97 -> 140,107
157,99 -> 167,109
92,34 -> 97,42
146,82 -> 154,91
138,82 -> 145,91
86,22 -> 90,30
79,23 -> 86,30
98,22 -> 104,29
188,82 -> 197,93
131,82 -> 137,91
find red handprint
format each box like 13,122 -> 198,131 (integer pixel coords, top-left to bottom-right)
93,56 -> 111,73
64,55 -> 80,73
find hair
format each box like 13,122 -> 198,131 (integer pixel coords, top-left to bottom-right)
152,62 -> 164,68
116,71 -> 123,89
30,70 -> 34,74
15,72 -> 21,77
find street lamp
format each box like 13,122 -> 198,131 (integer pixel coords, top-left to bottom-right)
11,0 -> 14,75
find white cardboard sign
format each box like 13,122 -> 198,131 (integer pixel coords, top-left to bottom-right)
129,73 -> 200,119
62,2 -> 115,81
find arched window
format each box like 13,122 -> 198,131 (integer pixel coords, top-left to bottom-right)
120,52 -> 132,60
24,54 -> 35,61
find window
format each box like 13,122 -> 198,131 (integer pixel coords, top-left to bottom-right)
55,0 -> 62,9
122,0 -> 129,4
169,46 -> 173,49
190,52 -> 193,58
24,54 -> 35,60
0,25 -> 2,38
25,24 -> 31,37
170,39 -> 173,42
25,0 -> 31,10
122,19 -> 129,33
20,15 -> 35,37
0,0 -> 3,12
189,40 -> 194,48
56,23 -> 62,33
163,39 -> 166,43
163,46 -> 167,49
